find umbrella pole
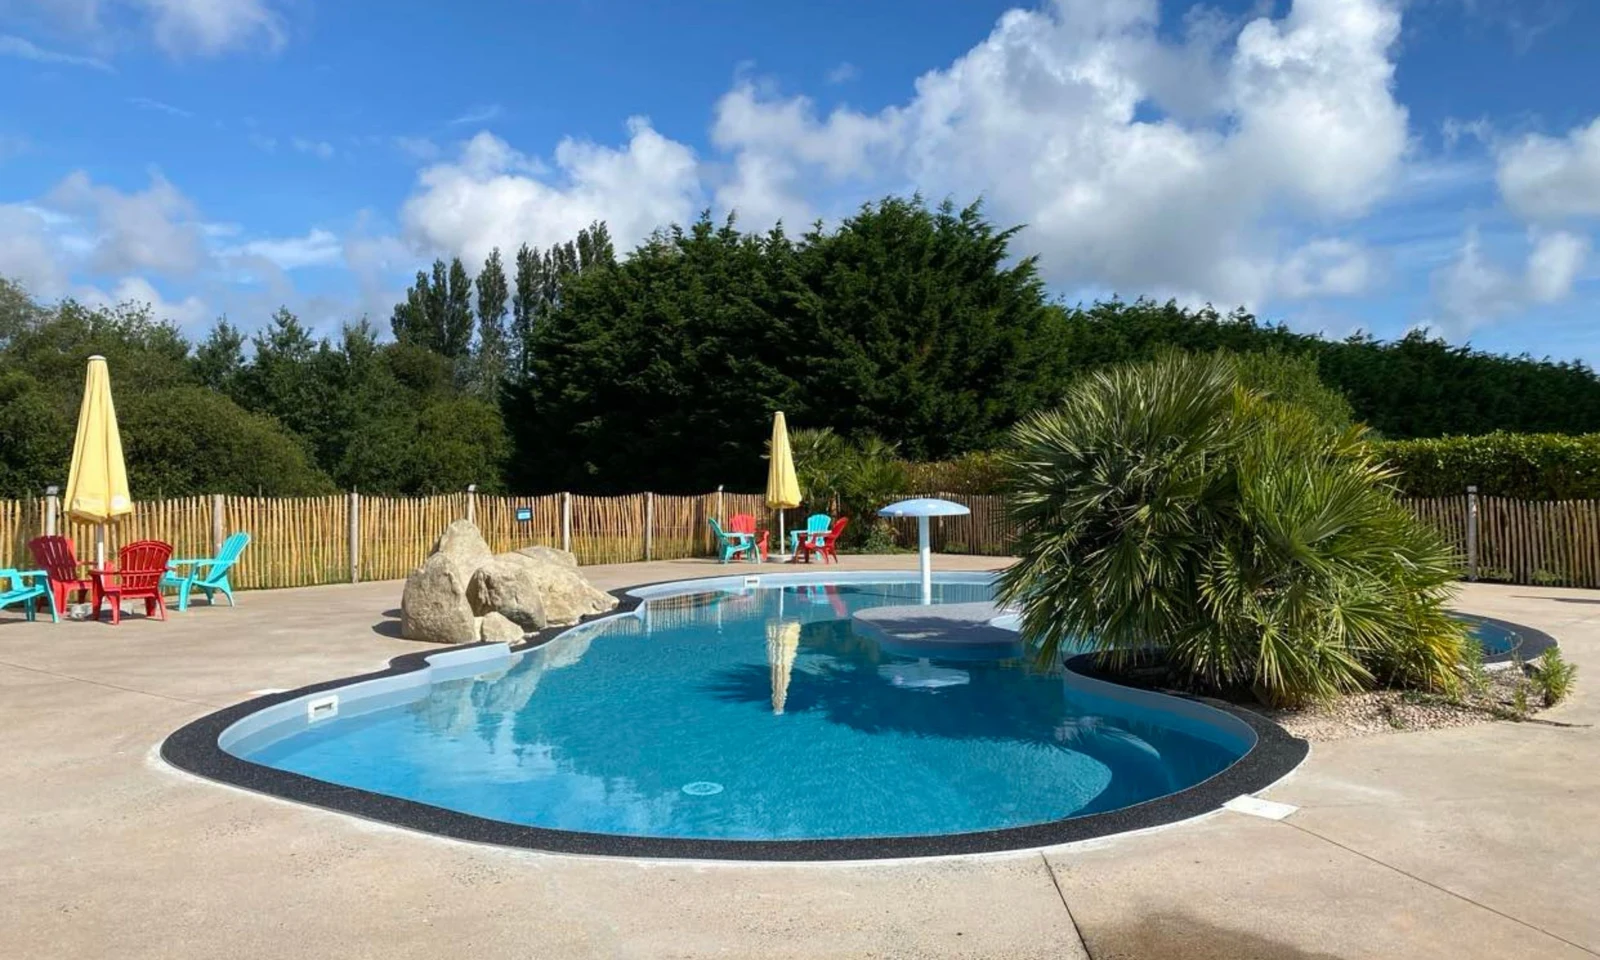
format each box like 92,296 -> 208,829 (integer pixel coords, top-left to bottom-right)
96,525 -> 106,567
919,516 -> 932,604
778,509 -> 786,562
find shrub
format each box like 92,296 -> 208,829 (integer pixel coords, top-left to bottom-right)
997,352 -> 1466,708
1375,432 -> 1600,499
1533,647 -> 1578,706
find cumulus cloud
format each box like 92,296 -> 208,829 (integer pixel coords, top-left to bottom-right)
11,0 -> 285,58
43,169 -> 207,276
1496,117 -> 1600,222
74,275 -> 211,328
222,228 -> 343,270
1432,228 -> 1590,334
400,119 -> 702,265
708,0 -> 1407,306
0,203 -> 72,299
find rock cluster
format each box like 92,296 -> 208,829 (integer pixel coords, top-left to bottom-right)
400,520 -> 617,644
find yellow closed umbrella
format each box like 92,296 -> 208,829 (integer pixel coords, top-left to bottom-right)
63,356 -> 132,564
765,411 -> 801,560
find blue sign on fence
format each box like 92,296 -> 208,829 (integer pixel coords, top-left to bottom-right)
515,507 -> 533,522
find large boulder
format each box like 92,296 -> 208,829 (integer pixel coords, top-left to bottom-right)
495,550 -> 617,626
467,558 -> 549,630
478,612 -> 526,643
431,519 -> 494,580
515,544 -> 579,568
400,522 -> 616,643
400,552 -> 477,644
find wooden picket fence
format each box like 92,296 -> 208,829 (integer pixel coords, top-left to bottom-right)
3,489 -> 1599,591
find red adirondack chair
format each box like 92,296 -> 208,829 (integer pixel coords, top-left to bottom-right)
92,540 -> 174,625
800,517 -> 849,564
727,513 -> 770,562
27,535 -> 94,615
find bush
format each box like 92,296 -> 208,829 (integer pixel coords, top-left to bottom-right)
997,352 -> 1466,707
1375,432 -> 1600,499
1533,647 -> 1578,706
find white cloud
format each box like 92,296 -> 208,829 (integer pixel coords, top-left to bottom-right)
43,169 -> 206,276
451,104 -> 504,126
292,137 -> 335,160
11,0 -> 285,58
74,275 -> 211,328
1496,117 -> 1600,222
222,228 -> 343,270
130,0 -> 284,56
0,33 -> 112,70
400,119 -> 702,265
825,62 -> 858,85
1432,227 -> 1590,334
393,136 -> 441,163
708,0 -> 1409,307
1274,239 -> 1375,299
128,95 -> 192,118
0,203 -> 71,299
249,132 -> 277,152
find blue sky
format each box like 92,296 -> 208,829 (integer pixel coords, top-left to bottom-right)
2,0 -> 1598,362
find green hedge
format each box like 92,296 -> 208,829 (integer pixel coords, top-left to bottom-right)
906,433 -> 1600,501
1373,433 -> 1600,500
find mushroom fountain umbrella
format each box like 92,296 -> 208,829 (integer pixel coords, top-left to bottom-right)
878,498 -> 970,604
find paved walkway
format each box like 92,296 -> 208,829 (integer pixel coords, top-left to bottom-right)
1,556 -> 1596,959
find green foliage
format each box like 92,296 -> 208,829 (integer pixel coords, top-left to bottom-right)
997,352 -> 1466,708
509,222 -> 614,379
1532,646 -> 1577,706
1229,349 -> 1355,430
516,198 -> 1070,491
391,258 -> 474,359
1375,432 -> 1600,499
473,248 -> 510,393
904,451 -> 1009,494
787,427 -> 910,546
118,387 -> 334,495
1054,298 -> 1600,438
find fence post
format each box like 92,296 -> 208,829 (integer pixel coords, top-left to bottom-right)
44,486 -> 59,536
644,492 -> 654,562
349,490 -> 361,584
211,493 -> 224,553
561,492 -> 572,553
1466,485 -> 1479,581
466,484 -> 477,526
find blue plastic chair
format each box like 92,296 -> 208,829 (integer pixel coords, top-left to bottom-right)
789,513 -> 832,555
708,518 -> 755,564
163,532 -> 250,611
0,569 -> 58,623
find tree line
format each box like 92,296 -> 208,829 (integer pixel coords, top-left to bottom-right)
2,194 -> 1600,499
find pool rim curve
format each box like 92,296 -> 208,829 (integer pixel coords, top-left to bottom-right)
161,570 -> 1312,862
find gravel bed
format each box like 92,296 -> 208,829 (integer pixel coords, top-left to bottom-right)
1262,669 -> 1541,742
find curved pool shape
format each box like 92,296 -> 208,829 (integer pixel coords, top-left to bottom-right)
216,573 -> 1262,847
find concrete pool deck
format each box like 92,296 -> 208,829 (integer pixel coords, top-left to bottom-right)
1,554 -> 1597,959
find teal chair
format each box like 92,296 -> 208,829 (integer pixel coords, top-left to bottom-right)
163,532 -> 250,611
789,513 -> 832,555
708,519 -> 755,564
0,569 -> 58,623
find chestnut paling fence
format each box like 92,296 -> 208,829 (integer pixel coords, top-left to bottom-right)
0,488 -> 1595,590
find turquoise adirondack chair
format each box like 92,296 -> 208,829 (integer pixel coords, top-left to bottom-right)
789,513 -> 832,555
0,569 -> 58,623
708,518 -> 755,564
163,532 -> 250,611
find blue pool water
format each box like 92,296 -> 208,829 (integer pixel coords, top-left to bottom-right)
1456,614 -> 1521,657
232,578 -> 1249,841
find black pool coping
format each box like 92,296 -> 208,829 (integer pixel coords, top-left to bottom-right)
1455,611 -> 1559,665
162,574 -> 1311,862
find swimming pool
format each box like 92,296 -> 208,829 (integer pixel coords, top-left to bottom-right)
175,572 -> 1305,859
